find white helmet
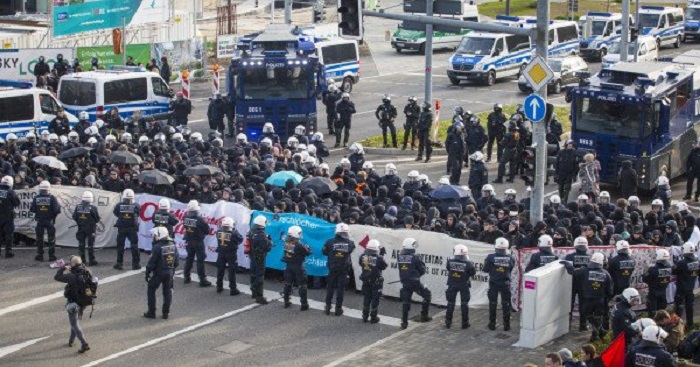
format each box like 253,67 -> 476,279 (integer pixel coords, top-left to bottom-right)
349,143 -> 364,154
469,151 -> 484,162
158,198 -> 170,210
407,170 -> 420,181
87,137 -> 98,145
683,242 -> 697,255
577,194 -> 588,202
655,249 -> 671,262
418,174 -> 430,184
172,133 -> 183,142
505,188 -> 516,199
263,122 -> 275,133
304,155 -> 317,166
631,318 -> 657,333
187,200 -> 200,212
658,176 -> 669,186
139,135 -> 149,144
599,191 -> 610,199
366,239 -> 381,252
1,176 -> 14,188
628,196 -> 640,205
312,132 -> 324,142
105,134 -> 116,143
81,191 -> 94,203
191,132 -> 203,142
538,235 -> 553,248
402,238 -> 418,250
39,180 -> 51,191
342,92 -> 350,99
6,133 -> 17,141
94,119 -> 105,129
121,132 -> 132,143
482,184 -> 494,195
385,163 -> 397,175
68,131 -> 79,141
150,226 -> 170,241
651,199 -> 663,207
319,163 -> 330,171
622,288 -> 641,305
678,202 -> 689,212
79,111 -> 89,120
641,325 -> 668,344
362,161 -> 374,170
261,137 -> 272,147
86,126 -> 98,136
573,236 -> 588,250
453,244 -> 469,256
297,144 -> 308,152
328,84 -> 338,92
307,145 -> 317,155
295,125 -> 306,136
48,133 -> 59,142
253,215 -> 268,227
590,252 -> 605,266
335,222 -> 349,235
438,177 -> 450,185
339,158 -> 351,168
495,237 -> 509,250
222,217 -> 235,228
122,189 -> 135,200
616,240 -> 630,254
287,225 -> 303,239
25,132 -> 36,140
549,195 -> 561,204
236,133 -> 247,143
287,136 -> 299,148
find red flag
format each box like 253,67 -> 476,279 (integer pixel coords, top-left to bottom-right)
358,235 -> 370,249
600,333 -> 626,367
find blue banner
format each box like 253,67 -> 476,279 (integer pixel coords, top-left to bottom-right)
252,211 -> 335,276
53,0 -> 143,37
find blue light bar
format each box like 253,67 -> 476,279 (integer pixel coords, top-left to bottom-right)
0,79 -> 32,89
108,65 -> 145,72
641,6 -> 665,10
496,15 -> 521,21
588,12 -> 612,17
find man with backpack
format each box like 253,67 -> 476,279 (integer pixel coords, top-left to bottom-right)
54,255 -> 95,354
144,227 -> 179,320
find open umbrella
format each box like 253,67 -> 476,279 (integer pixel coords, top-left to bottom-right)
265,170 -> 303,187
109,151 -> 143,165
183,164 -> 222,176
297,176 -> 337,195
137,170 -> 175,186
429,185 -> 470,200
58,147 -> 91,160
32,156 -> 68,171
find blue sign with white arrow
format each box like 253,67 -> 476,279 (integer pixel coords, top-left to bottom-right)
524,94 -> 546,123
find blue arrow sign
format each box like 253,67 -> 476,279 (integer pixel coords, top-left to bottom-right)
524,94 -> 546,122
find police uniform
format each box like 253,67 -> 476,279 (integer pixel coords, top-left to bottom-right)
322,89 -> 341,134
398,248 -> 431,329
31,189 -> 61,261
322,235 -> 356,314
486,109 -> 507,162
282,238 -> 312,308
609,252 -> 636,296
494,127 -> 519,183
643,262 -> 672,316
145,238 -> 179,318
611,298 -> 637,345
673,254 -> 699,325
375,101 -> 398,148
72,201 -> 101,264
183,211 -> 211,285
359,249 -> 388,322
336,98 -> 356,147
566,264 -> 613,341
403,101 -> 421,150
564,249 -> 590,330
416,107 -> 433,161
624,341 -> 675,367
153,209 -> 178,239
525,248 -> 559,272
207,97 -> 226,134
445,256 -> 476,328
0,183 -> 20,257
483,250 -> 515,330
112,200 -> 141,269
249,226 -> 272,301
216,227 -> 243,294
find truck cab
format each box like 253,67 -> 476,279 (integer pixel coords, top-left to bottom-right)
638,6 -> 685,49
579,12 -> 627,60
0,80 -> 77,138
684,5 -> 700,41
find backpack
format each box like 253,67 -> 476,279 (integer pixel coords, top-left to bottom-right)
678,330 -> 700,359
75,267 -> 98,317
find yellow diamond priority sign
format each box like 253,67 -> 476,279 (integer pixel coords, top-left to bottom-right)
522,56 -> 555,92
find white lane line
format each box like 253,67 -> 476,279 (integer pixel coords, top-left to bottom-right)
0,336 -> 51,359
80,302 -> 265,367
0,269 -> 144,318
187,119 -> 205,124
178,274 -> 402,328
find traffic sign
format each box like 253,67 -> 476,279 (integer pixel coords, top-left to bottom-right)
522,56 -> 554,92
524,94 -> 546,122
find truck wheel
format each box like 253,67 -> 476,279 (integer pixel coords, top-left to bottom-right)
395,47 -> 402,53
342,77 -> 353,93
485,70 -> 496,86
674,35 -> 681,48
418,44 -> 426,55
449,77 -> 460,86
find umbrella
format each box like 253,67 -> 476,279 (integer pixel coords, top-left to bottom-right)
265,170 -> 303,187
32,156 -> 68,171
58,147 -> 91,160
137,170 -> 175,186
183,164 -> 222,176
429,185 -> 470,200
109,151 -> 143,165
297,176 -> 337,195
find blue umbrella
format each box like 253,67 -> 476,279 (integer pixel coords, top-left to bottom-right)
429,185 -> 470,200
265,170 -> 303,187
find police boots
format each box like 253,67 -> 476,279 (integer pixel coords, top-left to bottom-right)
255,296 -> 269,305
503,318 -> 511,331
325,304 -> 332,316
284,296 -> 292,308
335,304 -> 343,316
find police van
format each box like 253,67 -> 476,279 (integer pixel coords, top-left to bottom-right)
0,80 -> 77,138
601,36 -> 658,69
488,14 -> 535,28
57,69 -> 172,121
314,39 -> 360,93
519,19 -> 580,57
579,12 -> 631,60
684,4 -> 700,41
637,6 -> 684,49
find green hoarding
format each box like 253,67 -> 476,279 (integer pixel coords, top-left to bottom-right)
77,44 -> 151,69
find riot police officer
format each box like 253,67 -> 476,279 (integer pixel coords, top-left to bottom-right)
282,225 -> 312,311
609,240 -> 635,297
323,223 -> 356,316
643,249 -> 672,317
0,176 -> 20,258
144,227 -> 179,320
525,235 -> 559,272
564,237 -> 590,331
403,96 -> 420,150
416,101 -> 433,163
465,116 -> 487,156
31,181 -> 61,262
260,122 -> 281,145
153,198 -> 178,238
336,93 -> 356,148
183,200 -> 212,287
398,238 -> 432,329
493,125 -> 519,183
468,152 -> 488,200
483,238 -> 515,331
624,325 -> 675,367
376,95 -> 398,148
72,191 -> 101,266
674,242 -> 699,326
446,122 -> 465,185
112,189 -> 141,270
563,252 -> 612,342
486,103 -> 507,162
207,93 -> 226,135
445,244 -> 476,329
322,84 -> 341,135
380,163 -> 402,193
611,288 -> 640,344
359,239 -> 387,323
216,217 -> 243,296
249,215 -> 272,304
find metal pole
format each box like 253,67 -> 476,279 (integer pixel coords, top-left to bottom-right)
363,11 -> 532,36
620,0 -> 630,61
272,0 -> 276,23
122,17 -> 127,65
633,0 -> 640,62
506,0 -> 510,16
531,0 -> 549,225
424,0 -> 433,106
285,0 -> 292,24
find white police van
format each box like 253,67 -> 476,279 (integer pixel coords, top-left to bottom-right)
579,12 -> 629,60
57,68 -> 171,121
638,6 -> 684,49
0,80 -> 77,138
314,39 -> 360,93
488,14 -> 535,28
519,19 -> 580,57
684,4 -> 700,41
601,36 -> 658,69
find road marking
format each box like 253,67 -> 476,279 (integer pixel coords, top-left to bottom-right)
0,269 -> 144,318
188,119 -> 205,124
178,274 -> 402,328
0,336 -> 51,359
80,302 -> 265,367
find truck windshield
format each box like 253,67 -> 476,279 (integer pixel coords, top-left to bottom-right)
241,66 -> 310,99
687,8 -> 700,21
609,41 -> 636,54
574,97 -> 641,138
590,20 -> 608,36
456,37 -> 494,55
638,13 -> 660,28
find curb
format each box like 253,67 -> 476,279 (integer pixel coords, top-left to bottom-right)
363,146 -> 447,156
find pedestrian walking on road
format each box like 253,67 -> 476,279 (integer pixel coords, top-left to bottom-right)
54,255 -> 91,354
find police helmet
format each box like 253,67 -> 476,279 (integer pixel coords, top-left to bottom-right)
222,217 -> 235,228
590,252 -> 605,266
402,238 -> 418,250
79,111 -> 89,121
641,325 -> 668,344
151,227 -> 170,241
121,132 -> 132,143
187,200 -> 200,212
385,163 -> 397,175
622,288 -> 641,305
616,240 -> 630,254
349,142 -> 364,154
122,189 -> 135,200
253,215 -> 268,228
39,180 -> 51,191
549,195 -> 561,204
1,176 -> 14,188
295,125 -> 306,136
407,170 -> 420,182
312,132 -> 324,142
158,198 -> 171,210
683,242 -> 696,255
495,237 -> 509,250
362,161 -> 374,170
453,244 -> 468,256
366,239 -> 381,252
538,235 -> 553,248
288,225 -> 303,239
335,222 -> 349,235
573,236 -> 588,251
287,136 -> 299,148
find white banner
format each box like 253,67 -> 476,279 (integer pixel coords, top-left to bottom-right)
0,48 -> 75,83
136,194 -> 253,268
